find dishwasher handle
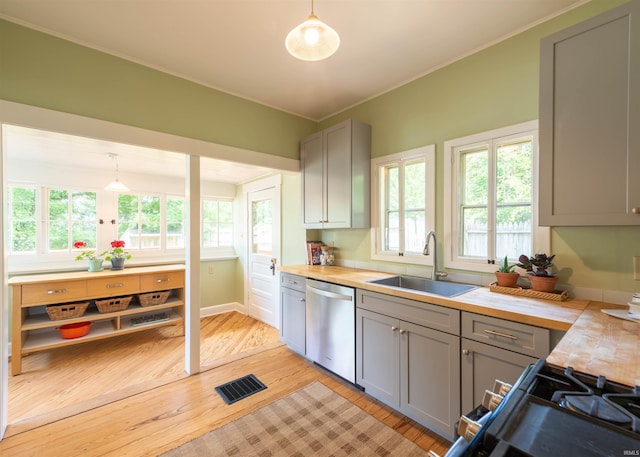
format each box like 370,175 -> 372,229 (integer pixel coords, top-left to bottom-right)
306,285 -> 353,302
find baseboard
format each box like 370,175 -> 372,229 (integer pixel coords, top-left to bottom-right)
199,302 -> 245,317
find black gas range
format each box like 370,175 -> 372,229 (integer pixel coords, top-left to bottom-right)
444,359 -> 640,457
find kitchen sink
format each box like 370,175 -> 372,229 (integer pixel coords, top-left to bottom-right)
367,275 -> 478,298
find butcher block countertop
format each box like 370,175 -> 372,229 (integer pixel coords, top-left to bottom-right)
547,301 -> 640,387
279,265 -> 587,331
280,264 -> 640,387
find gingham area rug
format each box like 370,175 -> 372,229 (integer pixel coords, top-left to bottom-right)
159,381 -> 430,457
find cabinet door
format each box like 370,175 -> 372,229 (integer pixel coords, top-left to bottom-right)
280,286 -> 306,355
356,308 -> 399,406
400,321 -> 460,440
460,338 -> 536,415
539,1 -> 640,225
324,120 -> 352,228
301,131 -> 325,228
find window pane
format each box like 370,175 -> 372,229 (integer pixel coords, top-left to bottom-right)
71,191 -> 97,250
382,164 -> 399,251
404,160 -> 426,253
118,194 -> 139,245
386,210 -> 399,251
166,197 -> 184,249
252,199 -> 272,254
461,207 -> 487,258
202,199 -> 234,248
10,187 -> 36,253
495,206 -> 532,260
496,139 -> 532,204
49,190 -> 68,221
219,201 -> 233,224
140,195 -> 160,249
461,148 -> 488,205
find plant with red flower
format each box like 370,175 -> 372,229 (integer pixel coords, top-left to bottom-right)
73,241 -> 102,260
104,240 -> 132,260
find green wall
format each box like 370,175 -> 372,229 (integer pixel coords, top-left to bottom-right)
200,259 -> 241,307
318,0 -> 640,293
0,19 -> 316,159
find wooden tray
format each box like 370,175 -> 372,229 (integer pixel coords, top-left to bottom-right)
489,282 -> 568,301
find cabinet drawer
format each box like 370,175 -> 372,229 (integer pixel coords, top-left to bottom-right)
140,271 -> 184,291
281,273 -> 306,293
357,290 -> 460,335
21,280 -> 87,306
461,312 -> 550,358
87,276 -> 140,297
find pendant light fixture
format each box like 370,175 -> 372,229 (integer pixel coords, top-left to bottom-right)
285,0 -> 340,61
104,153 -> 129,192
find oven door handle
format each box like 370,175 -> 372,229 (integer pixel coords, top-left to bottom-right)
484,329 -> 518,340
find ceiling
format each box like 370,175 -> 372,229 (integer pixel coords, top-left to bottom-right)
0,0 -> 585,183
4,124 -> 273,183
0,0 -> 585,121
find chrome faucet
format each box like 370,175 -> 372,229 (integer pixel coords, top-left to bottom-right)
423,231 -> 448,281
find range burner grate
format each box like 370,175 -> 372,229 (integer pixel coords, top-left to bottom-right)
564,395 -> 632,425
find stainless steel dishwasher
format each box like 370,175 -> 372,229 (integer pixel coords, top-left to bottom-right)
305,278 -> 356,383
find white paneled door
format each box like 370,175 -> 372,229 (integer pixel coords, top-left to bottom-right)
245,176 -> 281,329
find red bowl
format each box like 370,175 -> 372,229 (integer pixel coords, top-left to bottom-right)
56,321 -> 93,339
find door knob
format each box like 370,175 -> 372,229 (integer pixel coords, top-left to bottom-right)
462,349 -> 471,356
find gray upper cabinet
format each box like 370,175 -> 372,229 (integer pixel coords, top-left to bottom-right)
301,119 -> 371,229
539,0 -> 640,225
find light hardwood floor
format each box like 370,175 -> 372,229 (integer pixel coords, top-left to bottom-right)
2,312 -> 451,456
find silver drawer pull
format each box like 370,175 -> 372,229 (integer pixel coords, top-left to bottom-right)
155,278 -> 170,283
285,279 -> 298,285
484,329 -> 518,340
106,283 -> 124,288
46,288 -> 67,294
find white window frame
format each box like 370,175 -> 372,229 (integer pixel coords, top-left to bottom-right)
201,196 -> 235,257
370,145 -> 436,266
443,120 -> 549,274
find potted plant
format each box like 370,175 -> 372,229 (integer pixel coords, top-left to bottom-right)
517,253 -> 558,293
494,256 -> 520,288
104,240 -> 132,270
73,241 -> 104,272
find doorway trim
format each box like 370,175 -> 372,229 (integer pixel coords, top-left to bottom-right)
0,100 -> 298,440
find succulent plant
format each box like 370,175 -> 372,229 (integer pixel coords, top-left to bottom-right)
517,253 -> 555,277
497,256 -> 516,273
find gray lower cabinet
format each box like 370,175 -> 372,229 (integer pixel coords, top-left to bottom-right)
460,312 -> 550,414
279,273 -> 306,355
356,290 -> 460,440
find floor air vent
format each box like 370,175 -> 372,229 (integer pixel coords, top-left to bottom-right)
215,374 -> 267,405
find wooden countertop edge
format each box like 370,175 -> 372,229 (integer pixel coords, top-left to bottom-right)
279,265 -> 586,331
8,264 -> 186,285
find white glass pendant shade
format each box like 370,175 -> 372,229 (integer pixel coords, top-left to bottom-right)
104,153 -> 129,192
286,13 -> 340,61
104,178 -> 129,192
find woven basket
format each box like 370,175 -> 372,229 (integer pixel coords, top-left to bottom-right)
138,290 -> 170,307
46,301 -> 90,320
95,296 -> 133,313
